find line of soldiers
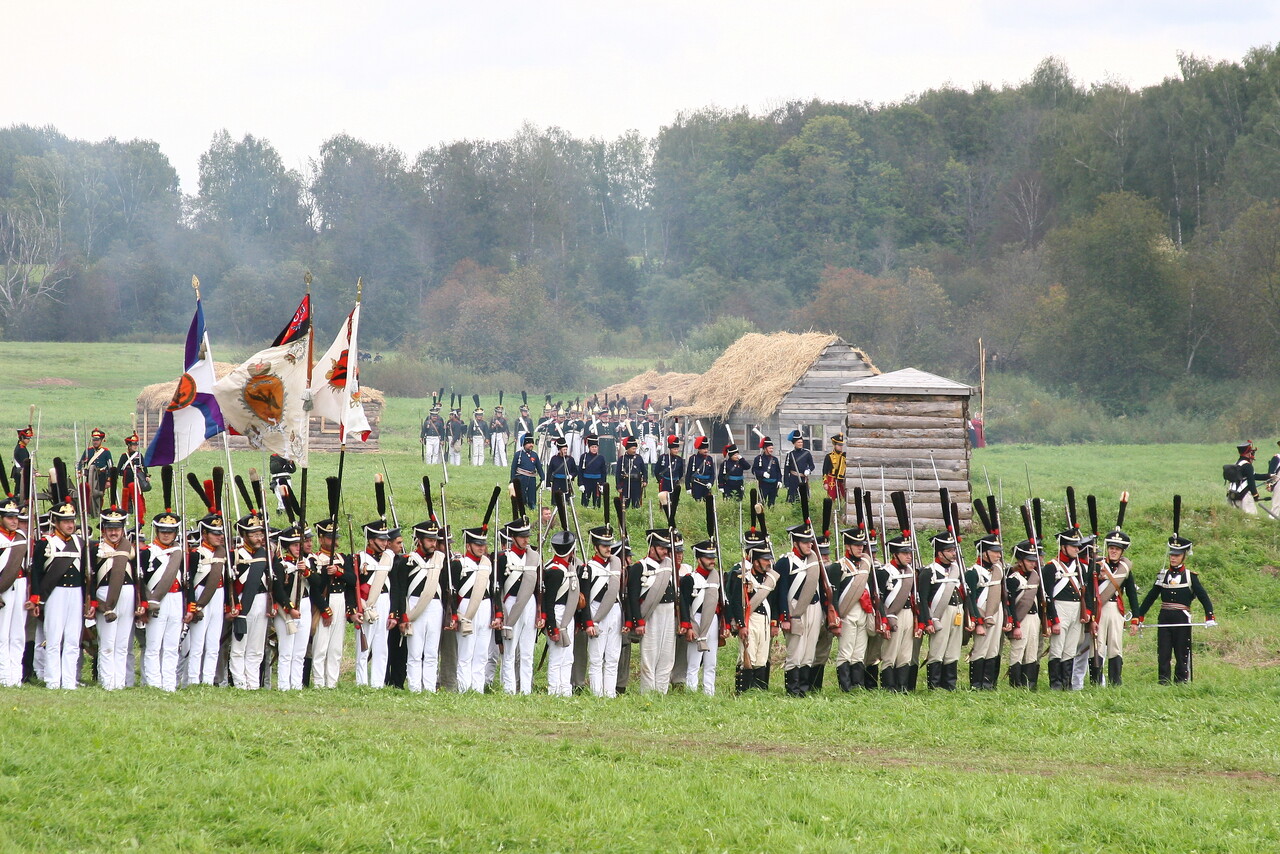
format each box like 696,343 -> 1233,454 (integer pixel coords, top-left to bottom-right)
0,431 -> 1217,694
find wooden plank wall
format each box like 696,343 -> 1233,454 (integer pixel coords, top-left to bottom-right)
775,342 -> 876,444
844,392 -> 971,532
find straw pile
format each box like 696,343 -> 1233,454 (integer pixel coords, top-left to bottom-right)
598,370 -> 701,407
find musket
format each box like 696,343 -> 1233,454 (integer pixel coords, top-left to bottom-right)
809,492 -> 840,632
859,485 -> 888,637
902,486 -> 924,630
379,459 -> 400,528
564,481 -> 590,567
930,452 -> 974,630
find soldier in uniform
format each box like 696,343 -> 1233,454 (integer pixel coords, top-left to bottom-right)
679,539 -> 726,694
582,524 -> 624,697
468,402 -> 490,466
545,438 -> 578,500
270,525 -> 315,690
1226,441 -> 1263,515
718,444 -> 748,499
510,435 -> 543,511
626,528 -> 678,694
140,492 -> 185,692
639,406 -> 660,464
1044,530 -> 1091,690
499,514 -> 541,695
541,530 -> 581,697
91,497 -> 138,691
595,406 -> 617,464
653,435 -> 685,495
1005,539 -> 1045,689
77,428 -> 113,516
616,437 -> 647,509
420,402 -> 445,464
30,484 -> 89,689
391,518 -> 452,693
228,510 -> 271,689
564,404 -> 586,462
875,533 -> 920,692
726,532 -> 780,692
10,427 -> 32,502
964,531 -> 1006,690
1090,526 -> 1139,686
1133,535 -> 1216,684
513,397 -> 535,455
354,517 -> 396,688
919,531 -> 969,691
782,430 -> 814,506
445,408 -> 465,466
489,404 -> 510,468
117,433 -> 148,518
578,436 -> 608,508
821,434 -> 846,501
829,524 -> 879,691
0,473 -> 30,686
452,524 -> 502,693
751,437 -> 781,507
185,509 -> 228,687
775,522 -> 827,697
685,437 -> 715,502
269,453 -> 295,511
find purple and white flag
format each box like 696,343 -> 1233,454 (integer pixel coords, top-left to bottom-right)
144,297 -> 226,466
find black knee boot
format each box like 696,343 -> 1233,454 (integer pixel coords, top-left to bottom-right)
796,665 -> 811,696
864,663 -> 879,689
735,666 -> 749,693
897,665 -> 913,692
879,664 -> 896,691
849,662 -> 866,690
926,661 -> 942,690
985,657 -> 1000,690
1025,661 -> 1040,690
785,667 -> 805,697
1047,658 -> 1063,690
969,659 -> 983,689
1008,662 -> 1023,688
836,662 -> 853,692
907,663 -> 919,691
1108,656 -> 1122,687
809,663 -> 824,692
1089,656 -> 1103,686
943,661 -> 959,691
759,665 -> 771,691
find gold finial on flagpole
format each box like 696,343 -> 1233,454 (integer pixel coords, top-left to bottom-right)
191,275 -> 201,298
356,276 -> 363,303
304,271 -> 312,292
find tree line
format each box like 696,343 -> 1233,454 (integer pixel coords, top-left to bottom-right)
3,45 -> 1280,409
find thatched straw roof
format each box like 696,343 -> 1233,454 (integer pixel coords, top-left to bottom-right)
598,370 -> 700,407
137,362 -> 385,411
668,332 -> 877,420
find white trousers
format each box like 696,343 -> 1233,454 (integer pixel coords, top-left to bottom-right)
491,433 -> 508,467
449,441 -> 462,466
456,599 -> 493,693
684,615 -> 719,694
588,603 -> 622,698
405,597 -> 443,692
784,602 -> 822,669
94,585 -> 135,691
501,594 -> 537,694
567,432 -> 583,461
144,590 -> 183,692
1049,600 -> 1082,661
274,599 -> 311,690
641,435 -> 658,464
836,608 -> 870,665
185,588 -> 224,686
356,591 -> 390,688
470,437 -> 485,466
310,592 -> 346,688
546,605 -> 575,697
925,604 -> 963,665
639,603 -> 675,694
424,436 -> 441,464
229,593 -> 268,690
44,587 -> 83,689
0,577 -> 28,686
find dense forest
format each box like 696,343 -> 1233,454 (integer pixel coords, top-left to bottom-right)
4,47 -> 1280,427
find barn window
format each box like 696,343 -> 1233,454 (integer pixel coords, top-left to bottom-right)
806,425 -> 824,452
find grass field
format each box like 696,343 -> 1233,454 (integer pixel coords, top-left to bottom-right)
2,342 -> 1279,852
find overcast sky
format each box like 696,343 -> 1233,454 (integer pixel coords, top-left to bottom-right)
7,1 -> 1276,193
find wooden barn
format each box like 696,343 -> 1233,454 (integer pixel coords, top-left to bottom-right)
135,363 -> 386,453
843,368 -> 974,531
668,333 -> 879,453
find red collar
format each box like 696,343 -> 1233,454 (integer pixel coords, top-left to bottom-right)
511,545 -> 526,557
552,555 -> 570,567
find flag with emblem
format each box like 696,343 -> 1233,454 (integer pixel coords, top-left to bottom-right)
308,302 -> 372,442
213,295 -> 311,464
144,296 -> 226,466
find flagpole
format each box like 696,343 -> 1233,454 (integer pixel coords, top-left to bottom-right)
194,274 -> 241,525
335,277 -> 360,553
301,271 -> 314,524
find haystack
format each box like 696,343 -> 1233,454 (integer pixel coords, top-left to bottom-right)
598,370 -> 700,408
669,332 -> 878,421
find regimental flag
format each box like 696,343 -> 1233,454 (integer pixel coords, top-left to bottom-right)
213,295 -> 311,464
144,297 -> 226,466
309,303 -> 372,442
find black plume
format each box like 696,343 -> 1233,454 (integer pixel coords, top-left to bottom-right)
251,472 -> 267,519
107,473 -> 119,510
481,485 -> 501,531
162,464 -> 174,511
508,478 -> 523,520
521,390 -> 528,405
667,484 -> 681,528
472,393 -> 480,409
554,490 -> 568,531
1032,497 -> 1043,542
51,457 -> 68,504
939,487 -> 952,532
326,476 -> 341,519
212,467 -> 225,513
951,502 -> 960,541
613,495 -> 626,537
1173,494 -> 1181,537
705,492 -> 717,542
821,497 -> 832,537
863,490 -> 875,538
852,486 -> 864,529
986,495 -> 999,535
498,390 -> 503,406
423,475 -> 436,521
1066,486 -> 1078,530
1116,492 -> 1128,529
890,490 -> 909,534
603,484 -> 611,527
799,486 -> 810,528
0,464 -> 9,497
1020,503 -> 1035,541
974,499 -> 992,534
235,475 -> 255,514
374,475 -> 387,519
1087,494 -> 1099,535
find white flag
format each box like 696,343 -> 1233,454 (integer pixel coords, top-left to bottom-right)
309,304 -> 372,443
